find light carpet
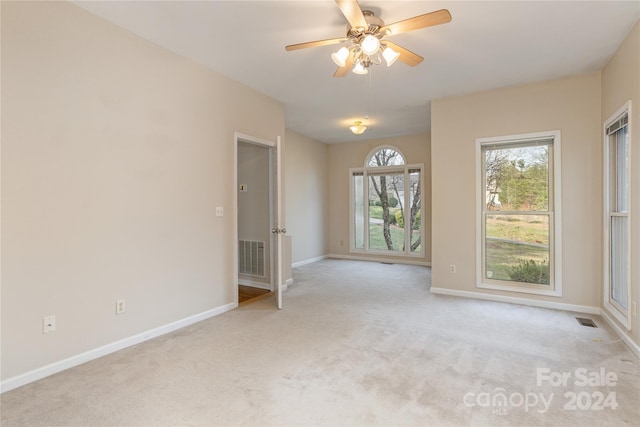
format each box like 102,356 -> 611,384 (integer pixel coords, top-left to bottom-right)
1,259 -> 638,426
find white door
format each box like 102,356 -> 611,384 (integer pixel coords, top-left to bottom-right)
271,137 -> 285,309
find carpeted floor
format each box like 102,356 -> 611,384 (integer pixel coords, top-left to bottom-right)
1,259 -> 638,426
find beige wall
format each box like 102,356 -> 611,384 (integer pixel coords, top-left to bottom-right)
237,142 -> 271,284
431,72 -> 602,307
602,20 -> 640,343
327,133 -> 432,264
1,1 -> 284,381
284,130 -> 329,264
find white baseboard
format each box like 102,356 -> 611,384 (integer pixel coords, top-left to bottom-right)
0,302 -> 237,394
283,278 -> 293,291
599,309 -> 640,359
292,255 -> 327,268
328,253 -> 431,267
430,287 -> 600,314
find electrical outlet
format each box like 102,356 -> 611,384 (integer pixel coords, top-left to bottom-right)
43,315 -> 56,334
449,265 -> 457,274
216,207 -> 224,217
116,299 -> 126,315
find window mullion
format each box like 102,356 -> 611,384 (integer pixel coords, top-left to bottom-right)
363,171 -> 369,251
404,167 -> 410,254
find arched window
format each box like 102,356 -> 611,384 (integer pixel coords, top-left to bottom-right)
351,146 -> 423,256
365,146 -> 405,167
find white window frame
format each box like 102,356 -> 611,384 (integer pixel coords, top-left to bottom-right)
349,146 -> 424,257
603,101 -> 632,330
475,130 -> 562,296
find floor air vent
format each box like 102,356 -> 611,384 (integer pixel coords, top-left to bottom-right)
576,317 -> 597,328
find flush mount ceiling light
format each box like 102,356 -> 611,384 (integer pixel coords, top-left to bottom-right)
285,1 -> 452,77
349,121 -> 368,135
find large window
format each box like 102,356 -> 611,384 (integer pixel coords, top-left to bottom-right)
477,131 -> 562,296
351,146 -> 423,256
604,104 -> 631,329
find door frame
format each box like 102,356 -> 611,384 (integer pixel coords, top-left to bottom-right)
233,132 -> 281,307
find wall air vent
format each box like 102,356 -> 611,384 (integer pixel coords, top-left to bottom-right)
239,240 -> 265,277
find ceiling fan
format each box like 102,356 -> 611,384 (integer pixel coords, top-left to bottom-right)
285,0 -> 451,77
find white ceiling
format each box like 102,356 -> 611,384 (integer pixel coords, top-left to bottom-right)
73,1 -> 640,144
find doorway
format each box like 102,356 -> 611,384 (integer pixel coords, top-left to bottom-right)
234,133 -> 284,309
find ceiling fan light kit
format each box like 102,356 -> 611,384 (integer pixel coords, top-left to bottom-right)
352,61 -> 368,75
285,0 -> 452,78
382,46 -> 400,67
330,40 -> 398,74
331,46 -> 350,67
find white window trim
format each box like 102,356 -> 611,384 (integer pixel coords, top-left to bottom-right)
475,130 -> 563,297
349,159 -> 425,257
603,101 -> 632,330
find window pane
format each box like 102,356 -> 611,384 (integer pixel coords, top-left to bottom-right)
610,126 -> 629,212
610,216 -> 629,310
408,170 -> 422,253
353,175 -> 364,249
484,144 -> 549,212
485,213 -> 550,285
368,174 -> 403,252
367,148 -> 405,167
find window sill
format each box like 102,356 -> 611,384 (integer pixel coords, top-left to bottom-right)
350,248 -> 424,258
477,281 -> 561,297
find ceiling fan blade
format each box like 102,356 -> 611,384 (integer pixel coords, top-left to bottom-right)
335,0 -> 368,30
383,41 -> 423,67
381,9 -> 451,36
333,56 -> 353,78
285,37 -> 347,51
333,66 -> 350,78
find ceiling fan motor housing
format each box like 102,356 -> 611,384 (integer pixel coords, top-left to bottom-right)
347,10 -> 385,40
